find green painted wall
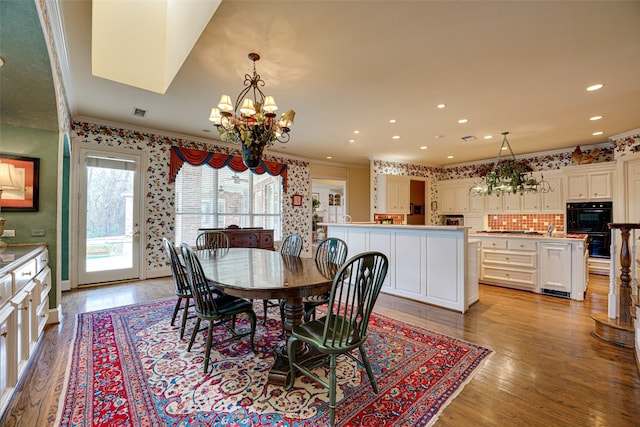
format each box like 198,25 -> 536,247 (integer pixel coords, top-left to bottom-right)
0,123 -> 59,307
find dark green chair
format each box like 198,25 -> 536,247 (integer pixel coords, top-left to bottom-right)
162,237 -> 196,339
180,243 -> 256,374
262,233 -> 304,330
195,230 -> 230,253
285,251 -> 389,426
302,237 -> 348,321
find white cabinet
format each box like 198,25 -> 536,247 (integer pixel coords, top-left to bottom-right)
0,246 -> 51,418
486,195 -> 502,212
479,237 -> 538,292
539,243 -> 572,297
378,174 -> 410,214
439,180 -> 470,213
541,176 -> 563,211
502,193 -> 521,212
468,192 -> 486,213
564,164 -> 614,201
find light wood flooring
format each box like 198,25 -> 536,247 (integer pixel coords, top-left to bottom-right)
1,274 -> 639,426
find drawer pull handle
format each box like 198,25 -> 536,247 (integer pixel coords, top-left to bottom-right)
22,272 -> 32,277
20,306 -> 28,311
40,314 -> 47,318
0,332 -> 6,338
520,244 -> 524,248
506,257 -> 509,260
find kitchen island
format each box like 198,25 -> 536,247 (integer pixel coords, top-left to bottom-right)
472,231 -> 589,300
322,223 -> 476,313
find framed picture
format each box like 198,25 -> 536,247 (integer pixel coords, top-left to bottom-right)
0,154 -> 40,212
291,193 -> 303,206
312,192 -> 319,202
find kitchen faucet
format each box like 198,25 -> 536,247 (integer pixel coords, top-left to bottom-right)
547,224 -> 556,237
343,214 -> 352,223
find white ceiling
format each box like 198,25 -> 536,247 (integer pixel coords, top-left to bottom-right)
60,0 -> 640,167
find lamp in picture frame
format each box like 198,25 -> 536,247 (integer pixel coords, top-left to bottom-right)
0,161 -> 19,247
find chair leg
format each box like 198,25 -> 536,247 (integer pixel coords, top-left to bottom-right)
247,310 -> 257,353
203,321 -> 214,374
262,300 -> 268,325
329,354 -> 337,427
279,300 -> 285,335
285,336 -> 299,390
187,318 -> 201,352
171,297 -> 182,326
179,297 -> 190,339
359,345 -> 379,394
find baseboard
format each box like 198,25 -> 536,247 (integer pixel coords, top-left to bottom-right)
60,279 -> 70,291
47,305 -> 62,324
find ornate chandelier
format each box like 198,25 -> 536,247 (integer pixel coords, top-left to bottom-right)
469,132 -> 552,196
209,53 -> 295,168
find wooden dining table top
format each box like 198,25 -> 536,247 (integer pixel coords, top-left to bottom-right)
196,247 -> 339,300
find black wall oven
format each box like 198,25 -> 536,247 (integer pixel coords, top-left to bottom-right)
566,202 -> 613,258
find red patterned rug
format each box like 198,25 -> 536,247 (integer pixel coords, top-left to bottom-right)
57,298 -> 492,426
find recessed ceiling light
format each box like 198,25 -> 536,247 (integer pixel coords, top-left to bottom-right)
437,104 -> 446,109
592,131 -> 604,136
202,129 -> 211,133
501,146 -> 508,150
586,83 -> 604,91
389,119 -> 397,123
354,130 -> 360,134
326,156 -> 333,159
420,146 -> 427,150
484,135 -> 493,140
0,57 -> 4,67
589,115 -> 603,121
348,139 -> 355,143
392,135 -> 400,140
447,155 -> 454,159
434,135 -> 442,139
458,119 -> 468,124
461,135 -> 476,142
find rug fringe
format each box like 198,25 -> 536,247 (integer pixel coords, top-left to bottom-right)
54,315 -> 80,426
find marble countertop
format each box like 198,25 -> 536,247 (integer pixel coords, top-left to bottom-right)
0,244 -> 47,275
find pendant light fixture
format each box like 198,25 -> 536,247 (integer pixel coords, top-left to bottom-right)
469,132 -> 552,196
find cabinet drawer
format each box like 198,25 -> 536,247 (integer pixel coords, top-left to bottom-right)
13,260 -> 37,293
481,266 -> 537,288
482,250 -> 537,268
481,239 -> 507,250
37,295 -> 49,337
0,275 -> 11,306
35,249 -> 49,274
507,239 -> 537,252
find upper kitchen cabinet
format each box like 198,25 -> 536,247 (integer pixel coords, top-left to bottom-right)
564,163 -> 614,201
377,174 -> 410,214
439,179 -> 471,213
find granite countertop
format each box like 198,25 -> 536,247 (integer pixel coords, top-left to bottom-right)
0,244 -> 46,275
471,231 -> 588,241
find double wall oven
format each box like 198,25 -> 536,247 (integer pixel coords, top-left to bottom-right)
566,202 -> 613,259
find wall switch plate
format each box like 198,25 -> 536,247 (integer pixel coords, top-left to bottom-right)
31,229 -> 46,237
1,229 -> 15,237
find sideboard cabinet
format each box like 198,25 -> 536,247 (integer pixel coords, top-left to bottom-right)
198,227 -> 275,250
0,245 -> 51,418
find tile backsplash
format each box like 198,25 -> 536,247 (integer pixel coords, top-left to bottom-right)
487,213 -> 565,233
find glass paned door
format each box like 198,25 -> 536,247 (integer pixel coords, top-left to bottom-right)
77,149 -> 141,285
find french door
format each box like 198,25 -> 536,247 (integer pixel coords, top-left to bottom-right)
76,148 -> 142,285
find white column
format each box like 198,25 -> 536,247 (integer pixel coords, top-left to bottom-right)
608,229 -> 617,319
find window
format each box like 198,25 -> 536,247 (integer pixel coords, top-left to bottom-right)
174,165 -> 282,244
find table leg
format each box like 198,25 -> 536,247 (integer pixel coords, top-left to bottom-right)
267,296 -> 328,385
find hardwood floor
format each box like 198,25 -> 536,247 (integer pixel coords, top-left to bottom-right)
2,274 -> 639,426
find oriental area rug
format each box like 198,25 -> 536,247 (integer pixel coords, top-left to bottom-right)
56,298 -> 492,427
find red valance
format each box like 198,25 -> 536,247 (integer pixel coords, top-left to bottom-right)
169,146 -> 288,192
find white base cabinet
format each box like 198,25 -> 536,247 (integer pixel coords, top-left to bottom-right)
325,224 -> 475,312
477,235 -> 587,300
0,245 -> 51,418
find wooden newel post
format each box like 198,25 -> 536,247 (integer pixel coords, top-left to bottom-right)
607,223 -> 639,325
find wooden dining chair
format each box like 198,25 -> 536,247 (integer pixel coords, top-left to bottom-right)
179,243 -> 256,374
285,251 -> 389,427
262,233 -> 303,331
162,237 -> 194,339
195,230 -> 230,253
302,237 -> 348,321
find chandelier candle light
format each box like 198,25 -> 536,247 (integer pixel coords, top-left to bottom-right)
209,53 -> 295,168
469,132 -> 552,197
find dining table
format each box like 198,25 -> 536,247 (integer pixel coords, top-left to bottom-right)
196,247 -> 340,385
